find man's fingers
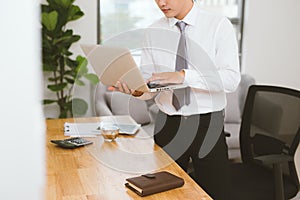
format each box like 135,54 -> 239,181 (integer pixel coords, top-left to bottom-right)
122,83 -> 131,94
110,81 -> 141,96
115,81 -> 124,92
115,81 -> 131,94
108,86 -> 117,91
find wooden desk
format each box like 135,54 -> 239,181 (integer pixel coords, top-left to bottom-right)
46,116 -> 212,200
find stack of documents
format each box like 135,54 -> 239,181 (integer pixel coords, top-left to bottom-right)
64,122 -> 99,136
64,122 -> 141,136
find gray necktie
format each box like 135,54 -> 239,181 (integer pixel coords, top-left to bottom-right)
172,21 -> 190,110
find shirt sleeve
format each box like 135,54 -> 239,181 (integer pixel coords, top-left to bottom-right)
184,17 -> 241,93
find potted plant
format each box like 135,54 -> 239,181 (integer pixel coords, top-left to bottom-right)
41,0 -> 99,118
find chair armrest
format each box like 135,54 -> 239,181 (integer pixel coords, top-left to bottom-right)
95,101 -> 113,116
254,154 -> 294,165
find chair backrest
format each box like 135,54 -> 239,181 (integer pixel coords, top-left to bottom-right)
239,85 -> 300,186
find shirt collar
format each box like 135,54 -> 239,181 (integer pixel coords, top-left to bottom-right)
168,3 -> 197,27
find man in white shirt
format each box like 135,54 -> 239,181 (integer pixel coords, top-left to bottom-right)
114,0 -> 240,199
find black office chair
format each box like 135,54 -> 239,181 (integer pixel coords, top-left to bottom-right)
230,85 -> 300,200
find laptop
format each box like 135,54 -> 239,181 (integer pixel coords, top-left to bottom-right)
80,44 -> 187,93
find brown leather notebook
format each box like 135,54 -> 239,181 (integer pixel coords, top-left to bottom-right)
125,171 -> 184,197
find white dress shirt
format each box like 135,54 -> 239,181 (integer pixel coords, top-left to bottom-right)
138,3 -> 241,116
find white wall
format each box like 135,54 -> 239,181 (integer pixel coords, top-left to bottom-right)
70,0 -> 98,117
242,0 -> 300,90
0,0 -> 45,199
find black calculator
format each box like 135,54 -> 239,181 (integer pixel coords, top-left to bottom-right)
51,137 -> 93,149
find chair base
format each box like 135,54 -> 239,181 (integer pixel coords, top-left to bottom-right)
230,163 -> 298,200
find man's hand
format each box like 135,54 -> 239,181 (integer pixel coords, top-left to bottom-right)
108,81 -> 144,97
147,70 -> 185,85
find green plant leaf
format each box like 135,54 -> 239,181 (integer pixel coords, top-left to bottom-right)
68,5 -> 84,22
64,70 -> 76,76
72,98 -> 88,116
76,55 -> 88,68
42,11 -> 58,31
66,58 -> 77,68
54,0 -> 74,9
43,64 -> 57,71
43,99 -> 57,104
77,68 -> 88,77
64,50 -> 73,56
84,73 -> 99,85
76,56 -> 88,76
48,83 -> 67,91
69,35 -> 81,44
48,77 -> 61,82
41,4 -> 52,13
52,30 -> 75,45
53,35 -> 72,45
64,77 -> 75,84
59,46 -> 73,57
75,79 -> 85,86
